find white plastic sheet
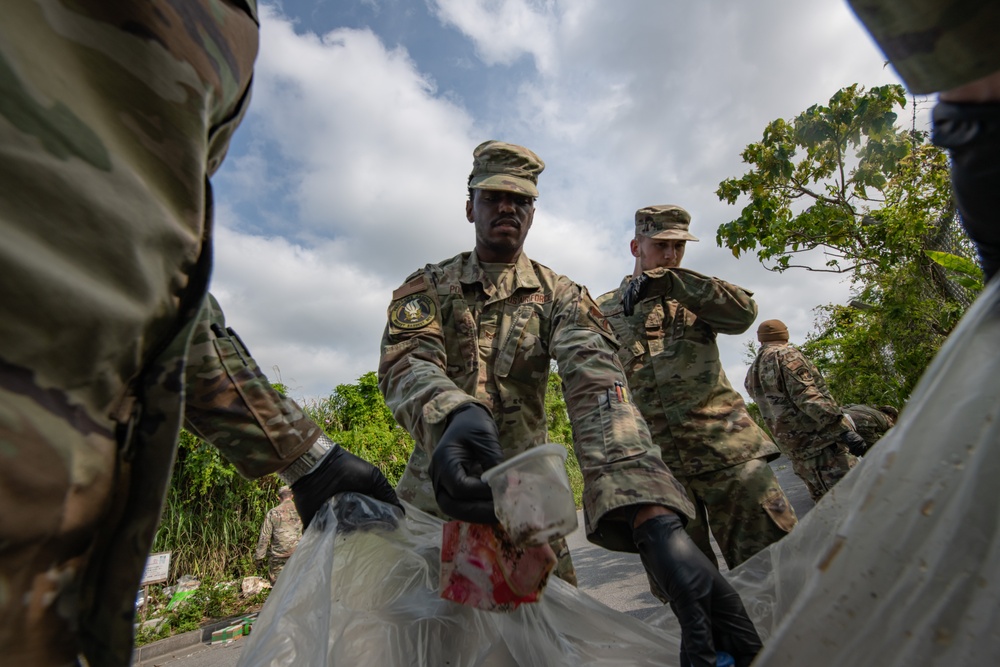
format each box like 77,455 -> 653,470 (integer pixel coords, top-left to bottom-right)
242,280 -> 1000,666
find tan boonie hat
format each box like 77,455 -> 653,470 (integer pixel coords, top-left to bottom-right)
634,205 -> 699,241
468,140 -> 544,197
757,319 -> 789,342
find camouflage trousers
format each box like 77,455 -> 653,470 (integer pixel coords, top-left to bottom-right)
792,444 -> 858,503
679,458 -> 797,571
549,536 -> 577,587
641,458 -> 796,603
267,556 -> 290,584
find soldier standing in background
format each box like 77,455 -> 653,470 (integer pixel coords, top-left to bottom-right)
0,4 -> 399,665
745,320 -> 867,502
843,404 -> 898,454
597,205 -> 796,574
255,487 -> 304,583
379,140 -> 762,667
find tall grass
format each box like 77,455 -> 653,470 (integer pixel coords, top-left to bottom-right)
152,430 -> 275,582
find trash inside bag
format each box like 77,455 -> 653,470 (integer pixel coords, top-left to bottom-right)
439,520 -> 556,612
238,493 -> 679,666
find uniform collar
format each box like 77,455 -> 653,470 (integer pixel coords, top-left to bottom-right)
462,250 -> 541,296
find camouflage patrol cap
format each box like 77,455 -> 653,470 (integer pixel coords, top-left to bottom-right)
757,319 -> 789,343
468,140 -> 544,197
278,485 -> 293,497
634,205 -> 699,241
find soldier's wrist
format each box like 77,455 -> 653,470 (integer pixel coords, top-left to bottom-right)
279,433 -> 337,485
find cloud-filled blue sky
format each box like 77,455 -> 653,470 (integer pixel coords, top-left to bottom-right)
208,0 -> 919,405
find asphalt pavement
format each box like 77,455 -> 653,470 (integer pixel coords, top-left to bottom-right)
138,456 -> 813,666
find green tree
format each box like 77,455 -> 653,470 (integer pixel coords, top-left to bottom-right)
303,371 -> 414,486
717,84 -> 979,405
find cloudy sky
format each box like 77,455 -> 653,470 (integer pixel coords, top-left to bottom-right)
209,0 -> 918,406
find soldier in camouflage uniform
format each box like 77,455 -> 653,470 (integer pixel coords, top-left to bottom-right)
744,320 -> 867,502
379,140 -> 763,667
596,205 -> 796,573
843,404 -> 897,454
0,4 -> 399,665
255,487 -> 304,583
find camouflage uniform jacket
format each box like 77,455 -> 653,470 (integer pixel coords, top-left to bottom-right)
379,251 -> 695,552
844,404 -> 894,448
0,3 -> 320,664
744,342 -> 852,461
254,498 -> 303,560
596,269 -> 778,478
847,0 -> 1000,94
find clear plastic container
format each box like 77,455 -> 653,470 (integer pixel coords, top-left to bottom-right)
482,444 -> 578,546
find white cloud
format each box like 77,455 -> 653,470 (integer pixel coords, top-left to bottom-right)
432,0 -> 560,73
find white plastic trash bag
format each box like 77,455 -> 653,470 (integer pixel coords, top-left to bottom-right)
239,493 -> 681,666
648,277 -> 1000,665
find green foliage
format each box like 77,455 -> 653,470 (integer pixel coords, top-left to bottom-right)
303,371 -> 413,486
716,84 -> 913,272
153,430 -> 277,582
718,84 -> 980,406
545,369 -> 583,507
926,250 -> 984,291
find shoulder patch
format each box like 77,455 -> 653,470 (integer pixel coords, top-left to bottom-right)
390,294 -> 436,330
392,275 -> 427,301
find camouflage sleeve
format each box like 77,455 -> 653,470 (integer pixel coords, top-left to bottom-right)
777,347 -> 850,430
378,271 -> 483,453
640,267 -> 757,334
183,295 -> 321,479
253,511 -> 273,560
847,0 -> 1000,94
548,279 -> 695,552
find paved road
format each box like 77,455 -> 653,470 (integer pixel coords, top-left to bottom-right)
141,456 -> 812,665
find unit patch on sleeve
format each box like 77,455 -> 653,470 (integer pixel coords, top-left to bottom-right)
390,294 -> 436,330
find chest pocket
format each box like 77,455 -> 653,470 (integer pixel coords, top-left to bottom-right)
440,289 -> 479,377
494,304 -> 546,381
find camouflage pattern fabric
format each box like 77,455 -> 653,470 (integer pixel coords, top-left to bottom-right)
255,498 -> 303,582
790,443 -> 858,504
379,251 -> 696,569
677,460 -> 796,570
744,342 -> 855,461
847,0 -> 1000,94
597,268 -> 794,569
844,403 -> 895,453
0,3 -> 317,665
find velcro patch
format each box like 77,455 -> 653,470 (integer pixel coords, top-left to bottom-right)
392,276 -> 427,301
390,294 -> 436,330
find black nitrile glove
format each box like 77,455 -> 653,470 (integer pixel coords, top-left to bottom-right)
622,273 -> 651,317
839,429 -> 868,458
634,513 -> 762,667
292,444 -> 403,529
932,102 -> 1000,282
429,403 -> 505,524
